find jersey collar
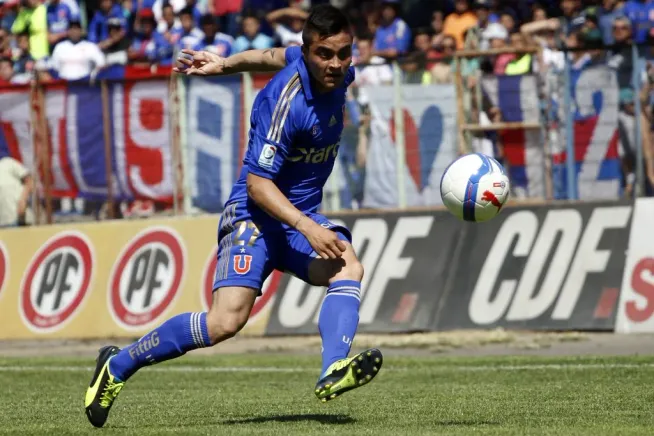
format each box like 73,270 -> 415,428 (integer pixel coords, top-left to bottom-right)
296,55 -> 314,101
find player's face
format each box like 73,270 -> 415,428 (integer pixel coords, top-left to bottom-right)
303,31 -> 352,92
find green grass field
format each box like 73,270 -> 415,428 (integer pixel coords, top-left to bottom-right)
1,354 -> 654,435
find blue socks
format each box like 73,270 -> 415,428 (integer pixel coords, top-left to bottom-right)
109,312 -> 211,382
318,280 -> 361,377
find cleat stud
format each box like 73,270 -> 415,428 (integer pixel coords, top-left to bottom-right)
367,351 -> 372,357
373,366 -> 378,372
322,398 -> 327,403
330,394 -> 337,399
359,380 -> 365,385
351,362 -> 357,368
325,383 -> 331,389
357,369 -> 362,374
366,375 -> 372,380
358,356 -> 363,362
375,358 -> 380,363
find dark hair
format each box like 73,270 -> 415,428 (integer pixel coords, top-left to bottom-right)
302,4 -> 351,47
162,2 -> 173,11
199,14 -> 215,27
179,6 -> 194,18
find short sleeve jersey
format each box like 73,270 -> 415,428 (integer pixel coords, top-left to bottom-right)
224,46 -> 355,230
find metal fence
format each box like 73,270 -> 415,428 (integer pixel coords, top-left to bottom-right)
0,42 -> 652,225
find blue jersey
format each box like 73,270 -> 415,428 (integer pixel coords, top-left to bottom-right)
224,46 -> 355,232
374,18 -> 411,54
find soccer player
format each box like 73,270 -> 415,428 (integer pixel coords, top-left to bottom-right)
84,4 -> 383,429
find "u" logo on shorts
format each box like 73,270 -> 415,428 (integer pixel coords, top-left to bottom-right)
233,255 -> 252,275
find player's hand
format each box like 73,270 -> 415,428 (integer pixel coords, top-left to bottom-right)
173,49 -> 227,76
300,220 -> 347,260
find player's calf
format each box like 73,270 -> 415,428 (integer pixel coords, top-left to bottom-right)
205,286 -> 257,344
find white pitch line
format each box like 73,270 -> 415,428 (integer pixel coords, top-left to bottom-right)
0,363 -> 653,373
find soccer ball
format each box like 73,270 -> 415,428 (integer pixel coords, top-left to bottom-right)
440,153 -> 510,223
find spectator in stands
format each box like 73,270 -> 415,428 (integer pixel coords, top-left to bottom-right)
443,0 -> 478,49
430,34 -> 456,84
266,3 -> 307,47
521,17 -> 565,75
1,0 -> 19,31
608,15 -> 639,91
0,29 -> 11,58
559,0 -> 582,35
499,8 -> 517,33
373,0 -> 411,60
11,31 -> 33,82
0,156 -> 33,227
193,13 -> 233,56
531,3 -> 548,22
504,31 -> 533,75
157,2 -> 180,36
482,22 -> 513,74
88,0 -> 126,49
47,0 -> 77,50
208,0 -> 241,38
467,0 -> 495,50
430,10 -> 445,47
0,56 -> 13,83
183,0 -> 201,26
129,9 -> 161,65
104,17 -> 131,65
175,6 -> 203,50
51,19 -> 105,80
353,35 -> 392,106
232,14 -> 273,53
11,0 -> 48,59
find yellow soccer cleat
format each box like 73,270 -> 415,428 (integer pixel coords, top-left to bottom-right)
84,346 -> 124,428
315,348 -> 383,402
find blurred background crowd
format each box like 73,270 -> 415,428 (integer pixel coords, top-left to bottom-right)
1,0 -> 653,225
0,0 -> 652,85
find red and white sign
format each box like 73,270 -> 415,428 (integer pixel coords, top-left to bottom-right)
0,242 -> 8,300
201,246 -> 281,322
617,198 -> 654,333
19,232 -> 94,333
109,227 -> 185,330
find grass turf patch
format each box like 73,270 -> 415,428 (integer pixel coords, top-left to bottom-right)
1,354 -> 653,435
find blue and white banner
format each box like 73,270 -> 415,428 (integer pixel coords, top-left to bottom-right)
362,84 -> 459,208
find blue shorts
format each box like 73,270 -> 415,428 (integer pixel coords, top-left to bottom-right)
212,209 -> 352,294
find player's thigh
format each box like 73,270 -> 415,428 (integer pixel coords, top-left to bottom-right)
206,286 -> 258,343
281,213 -> 363,287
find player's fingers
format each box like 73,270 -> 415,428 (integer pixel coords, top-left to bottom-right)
177,56 -> 193,67
180,48 -> 197,57
335,239 -> 347,253
319,246 -> 338,260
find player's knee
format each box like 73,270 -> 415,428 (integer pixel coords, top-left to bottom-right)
333,257 -> 364,282
205,311 -> 248,345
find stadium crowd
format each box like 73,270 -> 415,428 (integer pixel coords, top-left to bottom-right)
0,0 -> 653,224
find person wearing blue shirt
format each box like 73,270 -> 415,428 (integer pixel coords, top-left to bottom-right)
88,0 -> 125,44
374,0 -> 411,59
46,0 -> 77,49
193,14 -> 233,57
83,5 -> 384,429
172,6 -> 203,50
232,14 -> 273,53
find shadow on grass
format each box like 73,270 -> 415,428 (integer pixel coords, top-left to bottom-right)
222,413 -> 355,425
436,420 -> 500,426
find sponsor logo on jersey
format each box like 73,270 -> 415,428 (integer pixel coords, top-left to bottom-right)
287,143 -> 339,164
329,115 -> 338,127
258,144 -> 277,169
109,227 -> 185,330
19,232 -> 94,333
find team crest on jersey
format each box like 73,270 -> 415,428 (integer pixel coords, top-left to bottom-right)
233,255 -> 253,275
258,144 -> 276,169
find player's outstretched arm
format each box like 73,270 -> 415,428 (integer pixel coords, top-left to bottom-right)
173,48 -> 289,76
246,173 -> 346,260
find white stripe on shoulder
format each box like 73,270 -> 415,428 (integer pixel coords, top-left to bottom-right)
267,73 -> 300,140
271,80 -> 302,143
